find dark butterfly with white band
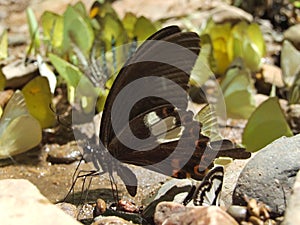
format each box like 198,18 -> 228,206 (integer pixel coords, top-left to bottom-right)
81,25 -> 250,197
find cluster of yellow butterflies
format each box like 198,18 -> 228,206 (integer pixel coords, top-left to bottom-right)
0,60 -> 56,159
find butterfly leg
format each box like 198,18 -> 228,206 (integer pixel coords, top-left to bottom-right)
76,172 -> 103,220
108,173 -> 120,202
64,157 -> 85,202
64,156 -> 102,203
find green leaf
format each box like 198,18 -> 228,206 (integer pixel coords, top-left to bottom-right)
221,59 -> 256,119
0,67 -> 5,90
0,30 -> 8,60
243,40 -> 262,72
48,54 -> 99,113
224,90 -> 256,119
229,21 -> 264,72
26,7 -> 40,54
96,89 -> 109,112
73,74 -> 101,114
48,53 -> 83,87
99,13 -> 128,71
281,40 -> 300,87
190,34 -> 214,87
101,13 -> 128,49
242,97 -> 293,152
123,12 -> 138,39
247,23 -> 266,58
73,1 -> 88,17
41,11 -> 64,50
228,34 -> 243,61
22,76 -> 56,128
133,16 -> 157,41
288,70 -> 300,104
293,1 -> 300,8
63,5 -> 94,55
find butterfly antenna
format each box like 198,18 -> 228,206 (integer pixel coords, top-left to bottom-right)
49,103 -> 73,130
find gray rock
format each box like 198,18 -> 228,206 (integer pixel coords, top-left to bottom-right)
282,170 -> 300,225
0,179 -> 82,225
2,59 -> 39,89
233,135 -> 300,217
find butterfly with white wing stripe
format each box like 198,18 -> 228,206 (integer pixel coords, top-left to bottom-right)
184,166 -> 224,206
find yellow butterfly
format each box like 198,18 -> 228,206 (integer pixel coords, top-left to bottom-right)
0,91 -> 42,159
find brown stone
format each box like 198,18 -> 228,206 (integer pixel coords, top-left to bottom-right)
154,201 -> 239,225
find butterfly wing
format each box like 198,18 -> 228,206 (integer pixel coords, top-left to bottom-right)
108,104 -> 249,180
96,26 -> 249,196
0,91 -> 42,159
192,166 -> 224,206
94,26 -> 200,196
116,164 -> 138,196
100,26 -> 200,147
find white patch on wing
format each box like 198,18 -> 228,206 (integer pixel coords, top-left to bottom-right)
156,126 -> 184,143
144,111 -> 161,128
143,111 -> 183,143
192,166 -> 224,206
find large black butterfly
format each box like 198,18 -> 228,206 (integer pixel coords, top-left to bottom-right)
83,26 -> 250,197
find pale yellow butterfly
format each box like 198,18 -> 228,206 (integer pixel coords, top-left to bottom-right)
0,90 -> 42,159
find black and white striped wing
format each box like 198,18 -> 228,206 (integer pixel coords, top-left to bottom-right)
193,166 -> 224,206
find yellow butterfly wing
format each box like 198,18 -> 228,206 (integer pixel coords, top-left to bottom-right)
0,91 -> 42,159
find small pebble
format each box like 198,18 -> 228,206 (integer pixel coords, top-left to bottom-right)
93,198 -> 107,217
46,143 -> 82,164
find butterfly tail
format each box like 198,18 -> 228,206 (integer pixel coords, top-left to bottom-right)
117,164 -> 138,197
209,139 -> 251,159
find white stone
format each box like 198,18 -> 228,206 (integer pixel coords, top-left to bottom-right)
0,179 -> 82,225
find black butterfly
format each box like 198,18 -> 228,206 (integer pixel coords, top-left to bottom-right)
82,26 -> 250,197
